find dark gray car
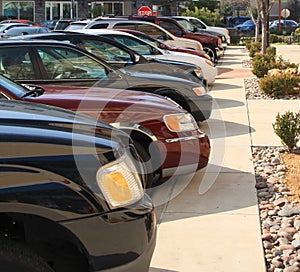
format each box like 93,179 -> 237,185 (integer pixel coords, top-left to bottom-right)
0,39 -> 212,121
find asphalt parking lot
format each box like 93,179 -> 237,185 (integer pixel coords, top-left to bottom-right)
149,45 -> 300,272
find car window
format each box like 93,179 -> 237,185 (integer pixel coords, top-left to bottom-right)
0,47 -> 35,80
36,46 -> 108,79
89,23 -> 109,29
107,35 -> 153,55
114,23 -> 136,30
159,21 -> 183,36
136,24 -> 167,40
190,19 -> 205,29
80,38 -> 131,62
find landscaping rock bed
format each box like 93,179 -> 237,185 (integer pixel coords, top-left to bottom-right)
253,147 -> 300,272
245,78 -> 300,100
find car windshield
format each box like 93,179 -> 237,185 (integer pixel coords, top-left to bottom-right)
65,23 -> 86,30
80,38 -> 132,62
105,34 -> 156,55
0,74 -> 27,97
190,19 -> 206,29
0,24 -> 9,31
133,33 -> 160,48
243,20 -> 254,26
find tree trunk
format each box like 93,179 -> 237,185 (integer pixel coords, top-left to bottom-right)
261,19 -> 267,54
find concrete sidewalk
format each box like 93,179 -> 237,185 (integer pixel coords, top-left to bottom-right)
149,45 -> 299,272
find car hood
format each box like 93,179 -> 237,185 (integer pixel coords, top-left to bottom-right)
0,100 -> 129,157
26,85 -> 184,124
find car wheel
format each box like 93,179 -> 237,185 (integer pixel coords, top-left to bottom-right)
203,45 -> 217,64
0,239 -> 54,272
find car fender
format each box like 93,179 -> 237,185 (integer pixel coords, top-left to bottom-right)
0,164 -> 101,221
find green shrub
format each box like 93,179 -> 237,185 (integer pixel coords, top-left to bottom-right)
252,54 -> 275,78
266,46 -> 276,57
259,73 -> 300,96
270,34 -> 279,43
272,111 -> 300,151
295,28 -> 300,37
252,53 -> 298,78
249,42 -> 262,58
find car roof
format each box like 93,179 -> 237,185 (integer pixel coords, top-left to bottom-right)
0,39 -> 78,46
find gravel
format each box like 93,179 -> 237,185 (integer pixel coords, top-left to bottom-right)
252,146 -> 300,272
244,55 -> 300,270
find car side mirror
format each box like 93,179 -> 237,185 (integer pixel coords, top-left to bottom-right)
133,54 -> 140,63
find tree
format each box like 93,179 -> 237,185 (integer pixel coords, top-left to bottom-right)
187,0 -> 219,12
182,6 -> 222,26
256,0 -> 274,54
287,0 -> 300,21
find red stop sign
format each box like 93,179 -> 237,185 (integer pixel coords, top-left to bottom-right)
138,6 -> 152,16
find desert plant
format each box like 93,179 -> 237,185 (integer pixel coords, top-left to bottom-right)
249,42 -> 262,58
266,46 -> 276,57
252,53 -> 276,78
259,73 -> 300,96
272,111 -> 300,152
295,28 -> 300,37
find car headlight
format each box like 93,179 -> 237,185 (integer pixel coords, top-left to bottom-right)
192,86 -> 206,96
163,113 -> 198,132
96,154 -> 144,209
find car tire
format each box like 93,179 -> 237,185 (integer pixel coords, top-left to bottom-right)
0,239 -> 54,272
203,45 -> 217,64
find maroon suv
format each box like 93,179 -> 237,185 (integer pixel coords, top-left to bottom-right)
124,16 -> 223,63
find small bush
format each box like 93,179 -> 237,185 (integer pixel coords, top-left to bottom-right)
259,73 -> 300,96
266,46 -> 276,57
272,111 -> 300,151
249,42 -> 262,58
252,54 -> 275,78
295,28 -> 300,37
252,53 -> 298,78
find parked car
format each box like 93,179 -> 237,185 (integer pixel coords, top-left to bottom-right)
76,29 -> 217,85
226,16 -> 251,28
171,16 -> 229,49
270,19 -> 298,33
0,22 -> 30,36
119,28 -> 211,60
172,16 -> 231,45
0,39 -> 212,121
117,16 -> 223,63
0,99 -> 156,272
0,19 -> 35,25
0,74 -> 210,187
234,19 -> 256,34
11,31 -> 207,85
65,18 -> 204,51
1,26 -> 50,38
54,18 -> 77,30
40,19 -> 58,30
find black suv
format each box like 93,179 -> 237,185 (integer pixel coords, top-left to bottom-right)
0,100 -> 156,272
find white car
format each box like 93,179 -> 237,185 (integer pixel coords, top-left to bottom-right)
173,16 -> 231,45
64,19 -> 204,52
73,29 -> 217,85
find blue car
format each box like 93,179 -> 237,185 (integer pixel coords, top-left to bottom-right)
234,20 -> 256,33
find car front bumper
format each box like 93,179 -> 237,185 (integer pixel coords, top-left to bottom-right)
154,130 -> 210,179
61,197 -> 156,272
